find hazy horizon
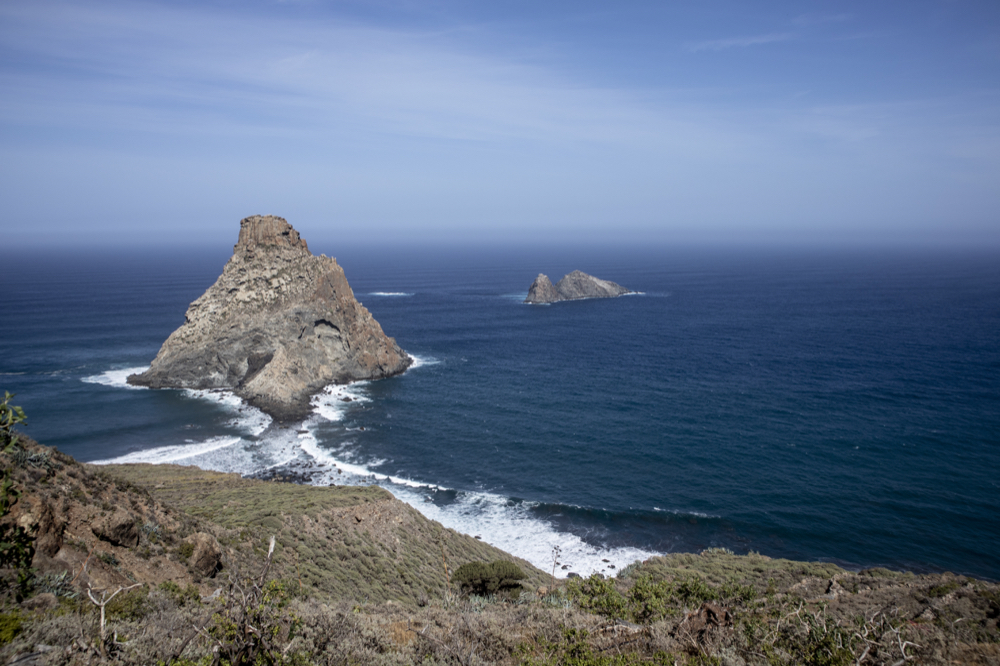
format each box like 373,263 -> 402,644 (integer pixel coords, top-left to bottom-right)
2,0 -> 998,250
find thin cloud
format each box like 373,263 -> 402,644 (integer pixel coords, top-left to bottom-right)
686,32 -> 793,53
0,1 -> 722,150
792,13 -> 852,27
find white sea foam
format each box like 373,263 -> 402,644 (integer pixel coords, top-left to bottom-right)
82,366 -> 272,435
90,436 -> 241,465
653,507 -> 718,519
90,425 -> 306,476
310,383 -> 371,422
286,427 -> 657,577
92,407 -> 659,575
407,354 -> 440,370
386,485 -> 659,577
182,388 -> 271,436
367,292 -> 414,297
81,366 -> 150,389
82,363 -> 658,577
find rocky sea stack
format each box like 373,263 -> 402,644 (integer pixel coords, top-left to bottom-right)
524,270 -> 633,304
128,215 -> 411,421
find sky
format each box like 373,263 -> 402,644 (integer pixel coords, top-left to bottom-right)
1,0 -> 999,249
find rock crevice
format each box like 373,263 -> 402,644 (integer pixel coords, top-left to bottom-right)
128,215 -> 411,421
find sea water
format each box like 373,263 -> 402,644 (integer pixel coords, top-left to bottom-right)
2,244 -> 998,580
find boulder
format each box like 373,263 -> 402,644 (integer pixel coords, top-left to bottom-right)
184,532 -> 223,577
33,500 -> 65,557
128,216 -> 411,421
91,511 -> 138,547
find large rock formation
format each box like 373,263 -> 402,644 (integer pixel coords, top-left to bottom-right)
524,270 -> 632,304
128,215 -> 411,421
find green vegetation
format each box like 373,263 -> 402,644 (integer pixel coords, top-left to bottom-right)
104,464 -> 549,605
158,581 -> 201,607
520,627 -> 676,666
0,612 -> 22,645
204,538 -> 305,666
177,542 -> 195,560
0,393 -> 26,451
106,586 -> 151,622
452,560 -> 527,596
0,406 -> 35,602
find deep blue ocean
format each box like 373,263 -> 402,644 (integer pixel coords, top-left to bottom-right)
2,244 -> 999,581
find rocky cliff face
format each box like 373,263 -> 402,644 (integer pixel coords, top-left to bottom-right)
524,270 -> 632,304
128,215 -> 411,421
524,274 -> 561,304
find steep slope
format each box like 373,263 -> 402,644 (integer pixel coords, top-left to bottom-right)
524,274 -> 561,304
128,215 -> 411,421
0,433 -> 547,606
103,463 -> 550,603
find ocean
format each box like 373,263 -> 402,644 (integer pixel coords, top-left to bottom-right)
2,244 -> 999,581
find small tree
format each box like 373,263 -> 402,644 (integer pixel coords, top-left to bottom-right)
452,560 -> 527,597
0,393 -> 26,450
194,536 -> 302,666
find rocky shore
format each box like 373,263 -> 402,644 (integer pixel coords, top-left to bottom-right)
128,216 -> 411,421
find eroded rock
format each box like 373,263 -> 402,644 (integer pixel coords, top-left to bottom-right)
524,270 -> 632,304
525,274 -> 561,304
92,510 -> 139,547
128,215 -> 412,421
184,532 -> 223,577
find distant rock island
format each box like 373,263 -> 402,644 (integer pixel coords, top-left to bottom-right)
524,270 -> 633,304
128,215 -> 411,421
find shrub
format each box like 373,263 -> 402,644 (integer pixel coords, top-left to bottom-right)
159,580 -> 201,607
674,575 -> 717,605
626,575 -> 671,623
107,586 -> 151,621
452,560 -> 527,596
0,611 -> 22,645
567,574 -> 627,620
203,537 -> 304,665
520,626 -> 676,666
0,466 -> 34,601
928,580 -> 961,598
0,392 -> 26,450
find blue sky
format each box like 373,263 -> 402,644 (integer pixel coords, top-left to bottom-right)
1,0 -> 998,248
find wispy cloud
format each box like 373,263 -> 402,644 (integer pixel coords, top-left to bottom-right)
792,13 -> 852,27
1,0 -> 998,246
685,32 -> 794,53
0,0 -> 744,155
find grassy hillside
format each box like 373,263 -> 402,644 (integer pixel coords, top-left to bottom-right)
102,463 -> 549,604
0,424 -> 996,664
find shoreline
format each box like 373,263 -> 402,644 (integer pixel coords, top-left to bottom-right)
78,362 -> 998,583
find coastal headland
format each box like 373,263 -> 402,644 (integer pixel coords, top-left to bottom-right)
127,215 -> 411,421
0,429 -> 997,664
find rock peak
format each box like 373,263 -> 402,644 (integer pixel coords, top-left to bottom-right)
235,215 -> 309,254
525,274 -> 561,304
130,215 -> 410,421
